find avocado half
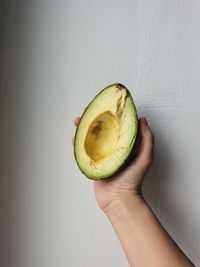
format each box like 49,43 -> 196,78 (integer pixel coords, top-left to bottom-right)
74,83 -> 138,180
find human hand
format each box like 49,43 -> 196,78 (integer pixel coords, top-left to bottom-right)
73,117 -> 154,212
73,118 -> 195,267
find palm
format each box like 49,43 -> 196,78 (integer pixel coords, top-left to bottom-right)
93,159 -> 147,210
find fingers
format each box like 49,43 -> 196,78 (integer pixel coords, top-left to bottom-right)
74,117 -> 81,126
135,117 -> 154,170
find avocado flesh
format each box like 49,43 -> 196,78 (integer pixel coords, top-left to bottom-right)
84,111 -> 120,162
74,83 -> 138,180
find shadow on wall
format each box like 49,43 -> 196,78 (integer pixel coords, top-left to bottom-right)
0,157 -> 10,267
141,107 -> 198,263
0,1 -> 10,266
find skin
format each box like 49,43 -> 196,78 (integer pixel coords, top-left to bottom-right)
73,117 -> 194,267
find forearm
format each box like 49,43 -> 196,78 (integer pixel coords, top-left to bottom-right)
105,196 -> 194,267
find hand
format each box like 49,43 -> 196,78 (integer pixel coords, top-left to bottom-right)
73,117 -> 154,212
73,118 -> 194,267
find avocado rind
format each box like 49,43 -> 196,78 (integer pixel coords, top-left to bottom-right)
74,83 -> 138,180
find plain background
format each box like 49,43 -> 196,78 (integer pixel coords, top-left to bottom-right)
1,0 -> 200,266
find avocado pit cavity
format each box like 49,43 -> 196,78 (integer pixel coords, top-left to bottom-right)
84,111 -> 120,162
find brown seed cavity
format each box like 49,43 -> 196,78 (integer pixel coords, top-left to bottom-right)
92,124 -> 102,136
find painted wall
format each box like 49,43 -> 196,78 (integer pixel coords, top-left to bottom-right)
1,0 -> 200,266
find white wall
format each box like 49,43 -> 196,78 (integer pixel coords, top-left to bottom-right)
1,0 -> 200,266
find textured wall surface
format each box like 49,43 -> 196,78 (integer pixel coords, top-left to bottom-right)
1,0 -> 200,266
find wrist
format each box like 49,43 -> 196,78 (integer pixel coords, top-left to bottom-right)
103,194 -> 147,217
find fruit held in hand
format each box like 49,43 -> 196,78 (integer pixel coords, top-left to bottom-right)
74,83 -> 138,180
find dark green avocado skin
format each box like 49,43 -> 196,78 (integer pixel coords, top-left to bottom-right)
73,83 -> 139,180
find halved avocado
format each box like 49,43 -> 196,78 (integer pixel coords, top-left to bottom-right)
74,83 -> 138,180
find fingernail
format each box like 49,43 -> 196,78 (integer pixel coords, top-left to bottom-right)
142,117 -> 148,125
